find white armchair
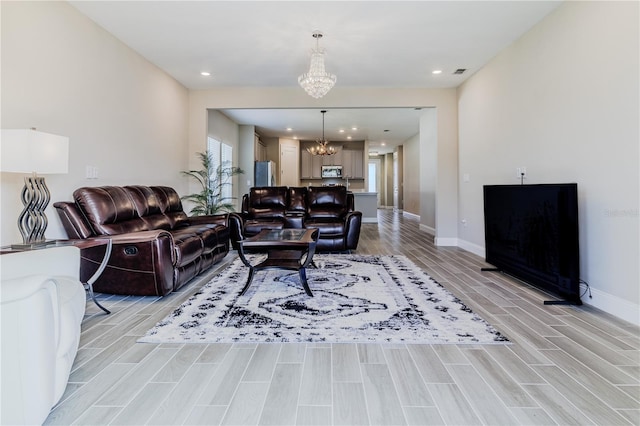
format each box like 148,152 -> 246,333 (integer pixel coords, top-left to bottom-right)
1,246 -> 86,425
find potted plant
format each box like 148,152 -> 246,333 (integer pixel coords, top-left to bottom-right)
181,152 -> 244,215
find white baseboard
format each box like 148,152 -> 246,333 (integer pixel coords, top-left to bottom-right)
403,211 -> 420,221
457,239 -> 485,258
434,237 -> 458,247
361,217 -> 378,224
581,287 -> 640,326
419,224 -> 435,235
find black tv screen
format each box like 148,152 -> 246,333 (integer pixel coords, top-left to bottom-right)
483,184 -> 581,304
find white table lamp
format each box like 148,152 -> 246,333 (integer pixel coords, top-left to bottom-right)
1,128 -> 69,248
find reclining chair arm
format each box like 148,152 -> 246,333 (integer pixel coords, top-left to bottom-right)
344,211 -> 363,250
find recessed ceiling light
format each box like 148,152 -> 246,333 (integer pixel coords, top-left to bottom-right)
347,136 -> 352,140
339,129 -> 345,133
352,127 -> 358,131
432,70 -> 442,75
381,142 -> 386,146
200,71 -> 211,76
286,127 -> 293,131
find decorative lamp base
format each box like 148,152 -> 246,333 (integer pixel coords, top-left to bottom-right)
17,174 -> 51,246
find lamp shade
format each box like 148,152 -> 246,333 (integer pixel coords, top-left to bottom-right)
1,129 -> 69,174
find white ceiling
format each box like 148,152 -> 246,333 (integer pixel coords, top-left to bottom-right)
69,1 -> 561,152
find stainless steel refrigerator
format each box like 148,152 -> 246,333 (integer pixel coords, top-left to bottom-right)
255,161 -> 276,186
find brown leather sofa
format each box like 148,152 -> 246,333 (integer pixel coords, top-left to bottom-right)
54,185 -> 230,296
228,186 -> 362,252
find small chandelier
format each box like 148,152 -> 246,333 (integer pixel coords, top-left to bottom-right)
298,31 -> 337,99
307,110 -> 336,156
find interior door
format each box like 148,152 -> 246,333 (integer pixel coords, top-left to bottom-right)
280,143 -> 299,186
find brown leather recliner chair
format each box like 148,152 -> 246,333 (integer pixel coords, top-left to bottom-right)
54,185 -> 230,296
228,186 -> 362,252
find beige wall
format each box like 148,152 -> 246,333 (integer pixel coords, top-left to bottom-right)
1,1 -> 189,245
457,1 -> 639,323
238,125 -> 255,199
189,88 -> 459,240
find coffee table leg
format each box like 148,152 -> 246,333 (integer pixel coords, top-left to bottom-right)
240,266 -> 255,296
299,267 -> 313,297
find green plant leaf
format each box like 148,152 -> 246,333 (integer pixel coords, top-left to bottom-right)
181,151 -> 245,216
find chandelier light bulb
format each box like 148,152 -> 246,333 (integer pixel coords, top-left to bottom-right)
298,31 -> 337,99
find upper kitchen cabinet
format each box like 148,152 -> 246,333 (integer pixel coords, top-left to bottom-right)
342,145 -> 365,179
301,149 -> 323,179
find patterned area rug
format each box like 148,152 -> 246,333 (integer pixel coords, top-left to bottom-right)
139,254 -> 509,344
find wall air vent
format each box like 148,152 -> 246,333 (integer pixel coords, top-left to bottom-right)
453,69 -> 467,75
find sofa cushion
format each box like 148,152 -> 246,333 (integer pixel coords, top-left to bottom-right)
125,185 -> 173,230
73,186 -> 148,235
184,224 -> 221,255
306,186 -> 348,219
304,219 -> 346,236
248,186 -> 288,219
169,229 -> 204,267
151,186 -> 190,229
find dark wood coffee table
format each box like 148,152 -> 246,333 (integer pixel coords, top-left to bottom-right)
237,228 -> 319,297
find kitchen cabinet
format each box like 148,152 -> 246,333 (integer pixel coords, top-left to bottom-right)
300,149 -> 323,179
343,148 -> 364,178
322,147 -> 342,166
255,134 -> 267,162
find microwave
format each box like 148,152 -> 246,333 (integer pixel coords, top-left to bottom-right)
321,165 -> 343,178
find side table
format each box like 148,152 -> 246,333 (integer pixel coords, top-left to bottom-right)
70,238 -> 113,314
1,238 -> 113,314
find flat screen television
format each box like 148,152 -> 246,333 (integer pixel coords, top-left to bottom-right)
321,165 -> 342,178
483,183 -> 581,304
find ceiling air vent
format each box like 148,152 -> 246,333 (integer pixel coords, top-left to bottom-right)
453,69 -> 467,75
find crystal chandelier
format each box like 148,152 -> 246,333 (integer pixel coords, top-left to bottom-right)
307,110 -> 336,156
298,31 -> 337,99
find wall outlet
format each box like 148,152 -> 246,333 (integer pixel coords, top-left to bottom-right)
516,167 -> 527,180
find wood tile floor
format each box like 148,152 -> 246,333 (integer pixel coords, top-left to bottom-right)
45,210 -> 639,425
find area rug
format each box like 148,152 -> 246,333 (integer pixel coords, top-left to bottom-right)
139,254 -> 509,344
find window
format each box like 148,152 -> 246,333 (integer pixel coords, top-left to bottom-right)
207,137 -> 234,205
368,161 -> 378,192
